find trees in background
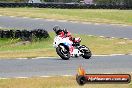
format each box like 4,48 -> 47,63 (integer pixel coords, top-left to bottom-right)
42,0 -> 79,3
93,0 -> 132,6
0,0 -> 80,3
0,0 -> 28,2
94,0 -> 122,5
0,0 -> 131,7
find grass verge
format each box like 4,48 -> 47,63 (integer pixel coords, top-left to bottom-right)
0,76 -> 131,88
0,32 -> 132,58
0,8 -> 132,25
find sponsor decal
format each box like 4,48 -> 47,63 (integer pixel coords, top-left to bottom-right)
76,66 -> 131,85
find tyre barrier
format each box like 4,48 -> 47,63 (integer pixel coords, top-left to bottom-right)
0,29 -> 49,41
0,3 -> 131,9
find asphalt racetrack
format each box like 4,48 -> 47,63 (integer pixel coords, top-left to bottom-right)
0,55 -> 132,78
0,16 -> 132,39
0,16 -> 132,78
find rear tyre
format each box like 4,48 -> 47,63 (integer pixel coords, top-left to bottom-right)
56,45 -> 70,60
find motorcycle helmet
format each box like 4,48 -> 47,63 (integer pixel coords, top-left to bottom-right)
63,28 -> 68,33
53,26 -> 61,35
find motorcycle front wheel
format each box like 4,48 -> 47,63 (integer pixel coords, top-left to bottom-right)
81,45 -> 92,59
82,52 -> 92,59
56,45 -> 70,60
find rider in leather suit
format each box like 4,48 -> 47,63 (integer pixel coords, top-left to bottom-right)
53,26 -> 74,42
53,26 -> 76,55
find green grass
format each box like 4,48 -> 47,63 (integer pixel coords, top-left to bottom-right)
0,76 -> 131,88
0,32 -> 132,58
0,8 -> 132,25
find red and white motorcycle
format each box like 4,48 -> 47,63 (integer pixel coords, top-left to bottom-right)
53,26 -> 92,60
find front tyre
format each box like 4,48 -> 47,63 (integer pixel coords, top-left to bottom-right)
82,51 -> 92,59
56,45 -> 70,60
81,45 -> 92,59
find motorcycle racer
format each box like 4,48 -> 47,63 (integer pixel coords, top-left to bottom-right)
53,26 -> 77,42
53,26 -> 92,60
53,26 -> 75,55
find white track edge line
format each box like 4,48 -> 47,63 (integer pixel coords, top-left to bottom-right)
15,77 -> 29,78
0,54 -> 132,60
0,75 -> 74,79
1,73 -> 132,79
2,54 -> 132,60
9,16 -> 15,18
